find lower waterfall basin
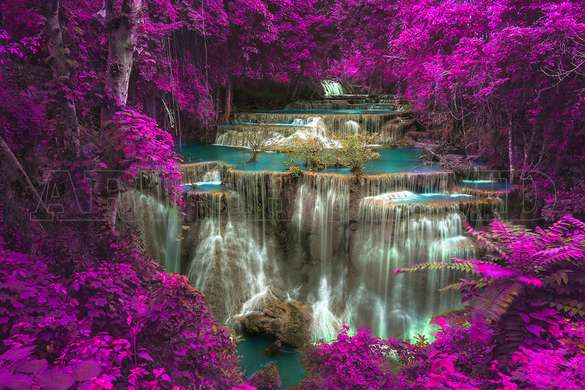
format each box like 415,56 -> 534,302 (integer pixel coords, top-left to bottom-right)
179,144 -> 438,174
237,334 -> 305,389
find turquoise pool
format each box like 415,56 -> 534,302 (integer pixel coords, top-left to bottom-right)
244,108 -> 397,115
179,144 -> 437,174
237,335 -> 305,389
459,179 -> 511,191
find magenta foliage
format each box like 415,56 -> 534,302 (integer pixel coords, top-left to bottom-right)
300,326 -> 399,389
331,0 -> 585,210
111,109 -> 181,202
0,243 -> 244,389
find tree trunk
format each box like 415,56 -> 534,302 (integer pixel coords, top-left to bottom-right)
46,0 -> 80,156
0,136 -> 50,217
224,79 -> 233,122
102,0 -> 142,125
508,119 -> 515,184
247,150 -> 258,163
100,0 -> 142,233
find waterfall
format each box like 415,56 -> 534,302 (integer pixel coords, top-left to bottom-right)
310,278 -> 343,342
322,80 -> 345,96
186,190 -> 277,322
231,111 -> 399,139
119,192 -> 182,274
200,169 -> 221,183
264,117 -> 341,149
360,172 -> 453,195
293,173 -> 349,264
321,80 -> 345,96
353,193 -> 476,339
181,162 -> 224,185
293,173 -> 350,341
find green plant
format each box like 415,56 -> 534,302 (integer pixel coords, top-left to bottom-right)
288,163 -> 303,178
336,134 -> 380,174
288,138 -> 331,171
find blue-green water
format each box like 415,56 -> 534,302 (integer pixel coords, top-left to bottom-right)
179,144 -> 437,174
237,335 -> 305,389
180,183 -> 224,193
221,121 -> 310,127
387,192 -> 474,204
243,108 -> 397,115
459,179 -> 511,191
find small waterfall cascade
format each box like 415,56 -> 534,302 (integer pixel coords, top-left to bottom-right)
200,169 -> 221,184
186,191 -> 276,321
292,173 -> 350,341
360,172 -> 453,196
293,173 -> 350,263
119,191 -> 182,274
321,80 -> 345,96
215,123 -> 303,149
352,193 -> 476,339
181,162 -> 224,185
216,85 -> 412,148
222,170 -> 290,227
229,111 -> 400,138
263,117 -> 341,149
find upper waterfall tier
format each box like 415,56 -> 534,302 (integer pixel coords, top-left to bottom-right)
217,109 -> 412,146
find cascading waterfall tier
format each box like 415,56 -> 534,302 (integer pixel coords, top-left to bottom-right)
227,111 -> 406,143
292,173 -> 351,341
222,169 -> 293,223
360,172 -> 453,195
216,123 -> 306,148
351,192 -> 479,339
119,191 -> 182,274
321,80 -> 345,97
184,186 -> 280,322
181,161 -> 224,185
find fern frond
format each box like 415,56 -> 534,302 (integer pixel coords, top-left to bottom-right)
438,281 -> 466,292
472,281 -> 524,325
546,214 -> 583,236
535,245 -> 584,265
395,261 -> 477,274
465,224 -> 507,257
550,300 -> 585,318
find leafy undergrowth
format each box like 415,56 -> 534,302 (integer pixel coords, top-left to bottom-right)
299,215 -> 585,389
0,242 -> 243,389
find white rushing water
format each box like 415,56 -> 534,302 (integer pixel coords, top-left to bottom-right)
264,117 -> 341,149
120,192 -> 182,274
321,80 -> 345,96
354,195 -> 475,339
186,191 -> 277,321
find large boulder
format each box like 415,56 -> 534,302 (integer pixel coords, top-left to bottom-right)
236,289 -> 312,348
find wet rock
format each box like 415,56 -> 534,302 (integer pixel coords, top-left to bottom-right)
236,289 -> 312,348
264,340 -> 282,357
249,362 -> 282,390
